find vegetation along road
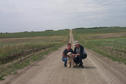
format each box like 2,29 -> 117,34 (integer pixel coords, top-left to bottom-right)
0,27 -> 126,84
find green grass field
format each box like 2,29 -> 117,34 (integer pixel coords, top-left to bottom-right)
0,29 -> 68,38
73,27 -> 126,64
0,29 -> 69,80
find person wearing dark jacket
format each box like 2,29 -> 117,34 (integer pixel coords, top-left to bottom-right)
73,41 -> 85,68
62,43 -> 73,67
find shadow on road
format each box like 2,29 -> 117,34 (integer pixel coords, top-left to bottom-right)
73,66 -> 96,69
84,66 -> 96,69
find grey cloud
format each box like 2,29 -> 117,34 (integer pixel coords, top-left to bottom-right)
0,0 -> 126,32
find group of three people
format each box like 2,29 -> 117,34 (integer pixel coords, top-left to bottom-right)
62,41 -> 86,68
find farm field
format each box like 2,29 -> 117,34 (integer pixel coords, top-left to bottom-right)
1,28 -> 126,84
0,29 -> 69,80
0,30 -> 68,38
73,27 -> 126,64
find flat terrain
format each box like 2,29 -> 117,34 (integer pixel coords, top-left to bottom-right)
0,30 -> 68,80
73,27 -> 126,64
1,30 -> 126,84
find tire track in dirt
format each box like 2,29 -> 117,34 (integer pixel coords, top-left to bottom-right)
1,30 -> 126,84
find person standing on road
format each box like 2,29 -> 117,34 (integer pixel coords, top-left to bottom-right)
62,43 -> 73,67
73,41 -> 87,68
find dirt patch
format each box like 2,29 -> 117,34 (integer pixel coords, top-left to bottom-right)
87,32 -> 126,39
1,30 -> 126,84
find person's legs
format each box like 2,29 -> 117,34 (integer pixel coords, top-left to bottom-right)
78,56 -> 84,68
64,59 -> 67,67
62,57 -> 67,67
73,57 -> 79,65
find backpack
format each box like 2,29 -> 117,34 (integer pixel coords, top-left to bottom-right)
82,50 -> 87,59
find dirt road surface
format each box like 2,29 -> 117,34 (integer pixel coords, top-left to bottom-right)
1,30 -> 126,84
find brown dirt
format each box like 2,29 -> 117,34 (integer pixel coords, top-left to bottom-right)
0,36 -> 63,43
86,32 -> 126,39
0,30 -> 126,84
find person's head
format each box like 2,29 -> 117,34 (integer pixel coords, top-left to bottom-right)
74,41 -> 80,48
67,43 -> 71,50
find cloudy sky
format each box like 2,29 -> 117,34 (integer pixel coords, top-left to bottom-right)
0,0 -> 126,32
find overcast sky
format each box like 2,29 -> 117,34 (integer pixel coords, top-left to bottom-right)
0,0 -> 126,32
